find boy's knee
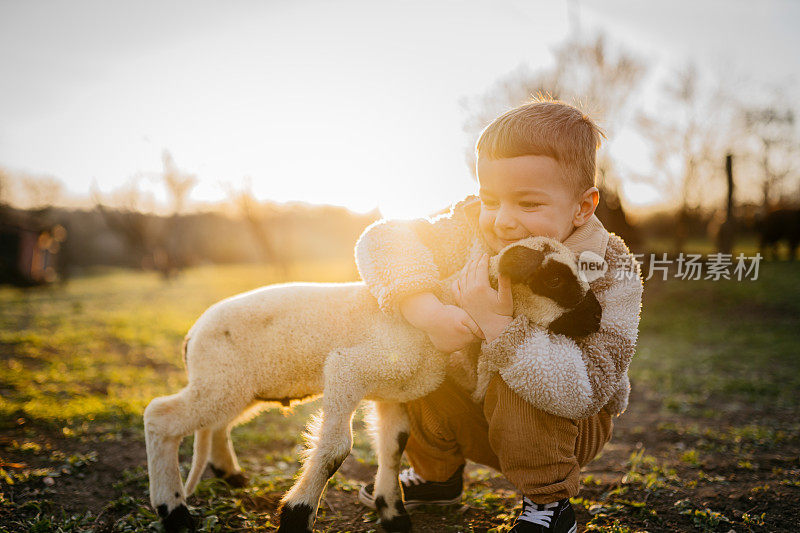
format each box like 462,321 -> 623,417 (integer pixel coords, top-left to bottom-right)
484,374 -> 580,458
576,408 -> 614,466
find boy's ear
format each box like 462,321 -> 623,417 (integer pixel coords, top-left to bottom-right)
498,246 -> 544,283
573,186 -> 600,226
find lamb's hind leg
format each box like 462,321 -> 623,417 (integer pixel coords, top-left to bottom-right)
144,387 -> 250,533
144,390 -> 198,532
208,424 -> 249,487
372,401 -> 412,532
184,428 -> 212,496
278,385 -> 362,533
184,423 -> 248,496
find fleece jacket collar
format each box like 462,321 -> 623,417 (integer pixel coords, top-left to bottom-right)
563,214 -> 610,259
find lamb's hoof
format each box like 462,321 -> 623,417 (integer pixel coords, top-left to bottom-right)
157,503 -> 196,533
277,502 -> 314,533
224,471 -> 249,488
209,464 -> 249,488
379,512 -> 412,532
375,496 -> 412,532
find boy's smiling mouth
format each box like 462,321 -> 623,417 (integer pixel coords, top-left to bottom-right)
487,234 -> 531,253
495,234 -> 528,246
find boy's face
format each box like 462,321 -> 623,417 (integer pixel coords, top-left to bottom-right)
477,155 -> 591,254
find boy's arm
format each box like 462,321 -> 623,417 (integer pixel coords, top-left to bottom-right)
401,292 -> 485,352
354,196 -> 478,316
355,196 -> 484,352
480,236 -> 644,419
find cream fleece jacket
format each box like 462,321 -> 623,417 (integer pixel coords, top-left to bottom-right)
354,195 -> 643,419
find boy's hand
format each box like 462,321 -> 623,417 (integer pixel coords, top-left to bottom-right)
399,292 -> 483,353
425,304 -> 484,353
452,254 -> 514,343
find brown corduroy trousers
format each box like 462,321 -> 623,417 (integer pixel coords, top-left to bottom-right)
403,374 -> 613,504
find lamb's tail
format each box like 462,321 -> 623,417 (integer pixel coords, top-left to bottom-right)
184,428 -> 212,496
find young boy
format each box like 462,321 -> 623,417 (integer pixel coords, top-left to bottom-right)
354,99 -> 643,532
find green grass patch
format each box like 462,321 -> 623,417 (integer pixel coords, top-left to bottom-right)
1,256 -> 799,532
632,260 -> 800,417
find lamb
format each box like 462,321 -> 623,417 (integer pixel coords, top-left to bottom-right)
143,236 -> 602,533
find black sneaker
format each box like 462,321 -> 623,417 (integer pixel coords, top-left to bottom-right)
510,497 -> 577,533
358,465 -> 464,509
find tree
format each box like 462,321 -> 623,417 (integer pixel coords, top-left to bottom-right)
0,168 -> 8,206
18,175 -> 64,210
637,63 -> 731,254
160,150 -> 197,276
92,149 -> 198,277
161,150 -> 197,216
461,32 -> 646,248
228,178 -> 290,274
92,177 -> 161,270
740,100 -> 799,210
0,169 -> 64,211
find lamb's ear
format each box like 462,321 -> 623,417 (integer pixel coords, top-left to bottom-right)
498,246 -> 545,283
548,289 -> 602,338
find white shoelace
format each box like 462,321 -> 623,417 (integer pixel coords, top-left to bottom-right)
518,497 -> 560,527
398,468 -> 426,486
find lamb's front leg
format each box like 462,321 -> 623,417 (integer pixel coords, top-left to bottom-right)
372,401 -> 412,532
278,383 -> 362,532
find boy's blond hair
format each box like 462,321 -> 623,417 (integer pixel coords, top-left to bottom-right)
476,98 -> 606,198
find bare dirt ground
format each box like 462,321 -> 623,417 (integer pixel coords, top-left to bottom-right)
2,384 -> 798,532
2,263 -> 799,532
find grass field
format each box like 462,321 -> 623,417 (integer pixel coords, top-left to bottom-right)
1,258 -> 799,532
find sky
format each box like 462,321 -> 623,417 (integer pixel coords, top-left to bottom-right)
1,0 -> 798,218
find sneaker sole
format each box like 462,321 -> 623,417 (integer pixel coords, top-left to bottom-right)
358,485 -> 462,510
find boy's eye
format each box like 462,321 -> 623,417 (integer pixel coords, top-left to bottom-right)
480,198 -> 499,208
520,202 -> 542,209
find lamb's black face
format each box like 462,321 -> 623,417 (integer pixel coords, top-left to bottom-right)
497,244 -> 545,284
529,261 -> 583,309
498,242 -> 602,338
498,244 -> 583,308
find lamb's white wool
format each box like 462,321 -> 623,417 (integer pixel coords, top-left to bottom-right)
143,236 -> 595,533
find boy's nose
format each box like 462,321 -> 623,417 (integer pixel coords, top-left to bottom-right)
494,205 -> 518,231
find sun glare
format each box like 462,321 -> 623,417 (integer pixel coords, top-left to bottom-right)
621,181 -> 660,206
